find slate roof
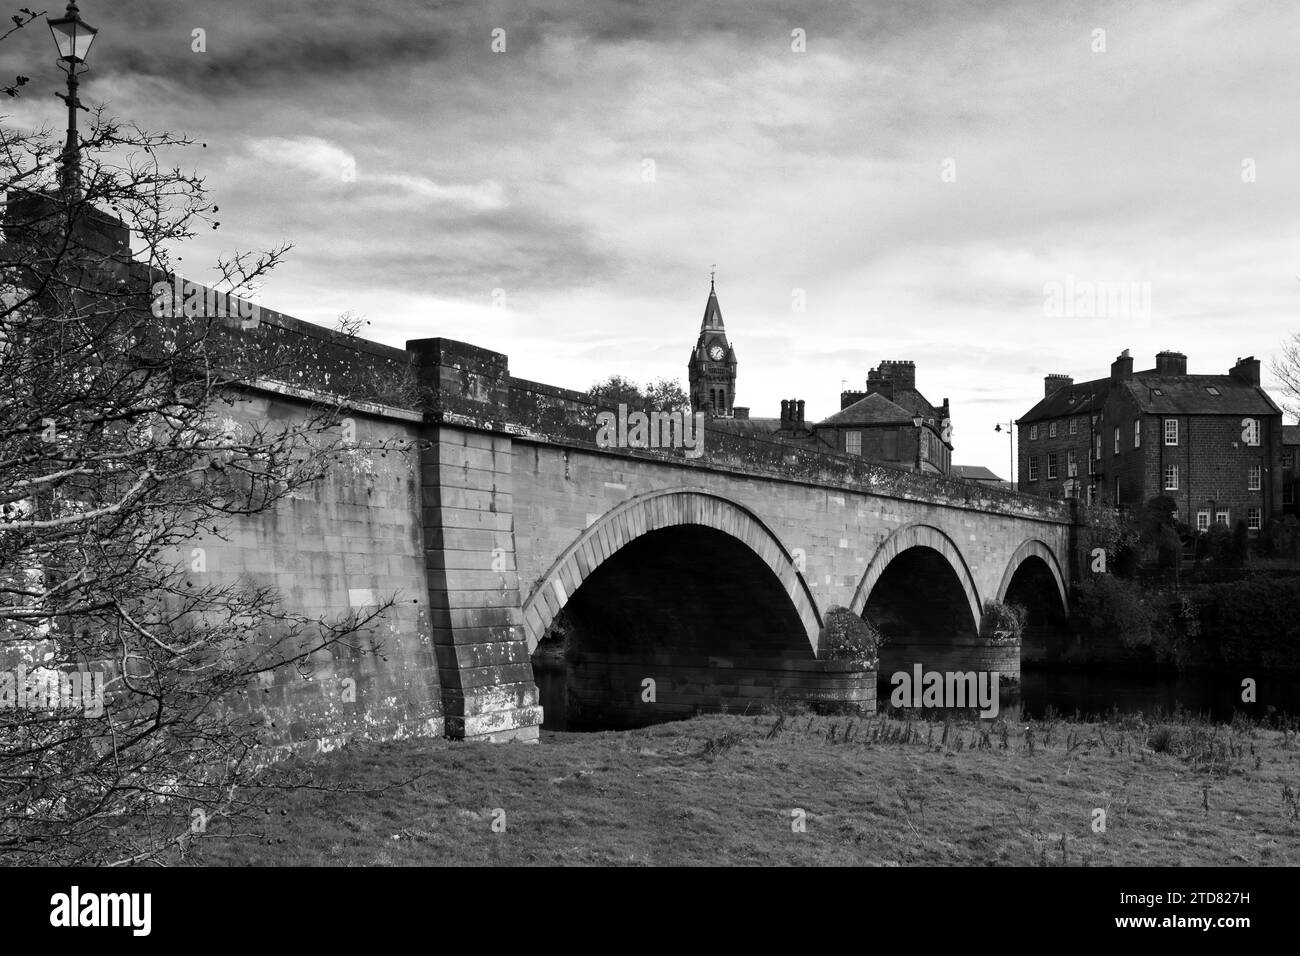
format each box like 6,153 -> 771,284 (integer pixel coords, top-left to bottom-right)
952,465 -> 1004,482
885,387 -> 942,420
707,417 -> 782,437
1020,371 -> 1282,423
1018,377 -> 1108,424
1116,374 -> 1281,416
816,392 -> 915,427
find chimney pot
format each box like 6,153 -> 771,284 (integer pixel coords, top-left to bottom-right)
1110,350 -> 1134,382
1229,355 -> 1260,386
1155,350 -> 1187,375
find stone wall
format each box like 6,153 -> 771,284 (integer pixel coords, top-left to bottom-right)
199,387 -> 441,755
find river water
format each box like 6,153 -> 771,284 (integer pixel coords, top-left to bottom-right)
533,659 -> 1300,730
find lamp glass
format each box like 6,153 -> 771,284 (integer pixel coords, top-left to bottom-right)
912,416 -> 923,428
49,15 -> 97,63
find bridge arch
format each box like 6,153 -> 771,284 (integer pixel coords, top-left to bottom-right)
521,486 -> 821,655
847,522 -> 982,633
995,538 -> 1068,613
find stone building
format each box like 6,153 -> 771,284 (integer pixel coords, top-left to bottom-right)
813,362 -> 953,475
1018,349 -> 1284,533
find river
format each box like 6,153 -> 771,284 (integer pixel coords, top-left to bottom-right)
532,659 -> 1300,731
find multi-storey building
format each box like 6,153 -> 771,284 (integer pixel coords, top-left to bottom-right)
1019,349 -> 1284,533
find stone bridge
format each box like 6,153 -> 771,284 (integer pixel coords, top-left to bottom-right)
202,326 -> 1084,748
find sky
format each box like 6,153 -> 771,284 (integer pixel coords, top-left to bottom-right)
3,0 -> 1298,475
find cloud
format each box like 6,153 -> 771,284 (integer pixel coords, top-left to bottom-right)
2,0 -> 1295,473
242,136 -> 506,210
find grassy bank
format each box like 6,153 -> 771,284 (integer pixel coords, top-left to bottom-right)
187,710 -> 1300,866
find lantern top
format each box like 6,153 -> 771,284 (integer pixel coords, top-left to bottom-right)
48,2 -> 98,65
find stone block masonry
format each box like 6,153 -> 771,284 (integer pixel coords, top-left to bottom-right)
192,315 -> 1080,749
412,340 -> 543,741
202,389 -> 443,755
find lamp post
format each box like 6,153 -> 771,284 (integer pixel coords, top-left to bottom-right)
911,415 -> 924,473
48,1 -> 98,200
994,421 -> 1015,487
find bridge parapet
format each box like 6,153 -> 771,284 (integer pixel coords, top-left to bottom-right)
500,369 -> 1071,525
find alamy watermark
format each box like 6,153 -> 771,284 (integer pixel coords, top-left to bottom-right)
889,664 -> 1000,718
595,404 -> 706,459
151,274 -> 261,329
0,665 -> 104,718
1043,275 -> 1151,321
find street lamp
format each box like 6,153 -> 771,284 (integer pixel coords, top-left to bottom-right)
994,421 -> 1015,486
48,1 -> 98,199
912,415 -> 924,473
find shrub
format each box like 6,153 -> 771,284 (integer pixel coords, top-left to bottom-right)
1265,516 -> 1300,559
1072,575 -> 1156,650
1199,524 -> 1235,566
1197,578 -> 1300,669
821,605 -> 883,667
1155,525 -> 1182,569
980,599 -> 1026,644
1232,519 -> 1250,567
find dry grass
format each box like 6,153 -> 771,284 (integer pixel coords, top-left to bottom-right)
182,710 -> 1300,866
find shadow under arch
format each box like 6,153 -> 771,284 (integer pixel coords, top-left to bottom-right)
995,538 -> 1069,615
847,522 -> 982,634
520,486 -> 821,657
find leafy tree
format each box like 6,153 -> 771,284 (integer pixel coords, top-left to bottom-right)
587,375 -> 689,414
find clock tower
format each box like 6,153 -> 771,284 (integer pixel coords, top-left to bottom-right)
688,275 -> 737,417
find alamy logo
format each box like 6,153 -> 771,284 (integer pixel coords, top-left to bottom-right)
151,275 -> 260,329
50,886 -> 151,936
0,665 -> 104,718
595,404 -> 706,459
1043,275 -> 1151,321
889,664 -> 1000,718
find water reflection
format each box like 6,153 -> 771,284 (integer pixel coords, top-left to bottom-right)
534,656 -> 1300,730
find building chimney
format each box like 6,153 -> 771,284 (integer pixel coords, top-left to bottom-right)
1229,355 -> 1261,386
878,360 -> 916,390
840,389 -> 865,410
864,366 -> 891,400
1110,349 -> 1133,382
1155,350 -> 1187,375
1044,373 -> 1073,398
780,399 -> 791,427
732,406 -> 749,420
795,399 -> 805,428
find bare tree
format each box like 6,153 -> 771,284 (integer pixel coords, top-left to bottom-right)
1271,333 -> 1300,422
0,20 -> 411,864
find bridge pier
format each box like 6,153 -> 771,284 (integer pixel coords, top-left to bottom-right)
878,635 -> 1021,685
412,340 -> 543,741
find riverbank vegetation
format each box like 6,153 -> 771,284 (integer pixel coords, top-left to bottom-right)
1069,497 -> 1300,671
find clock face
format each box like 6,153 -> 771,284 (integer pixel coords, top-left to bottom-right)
708,344 -> 725,361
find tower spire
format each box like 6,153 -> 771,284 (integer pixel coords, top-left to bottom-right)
700,271 -> 724,331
